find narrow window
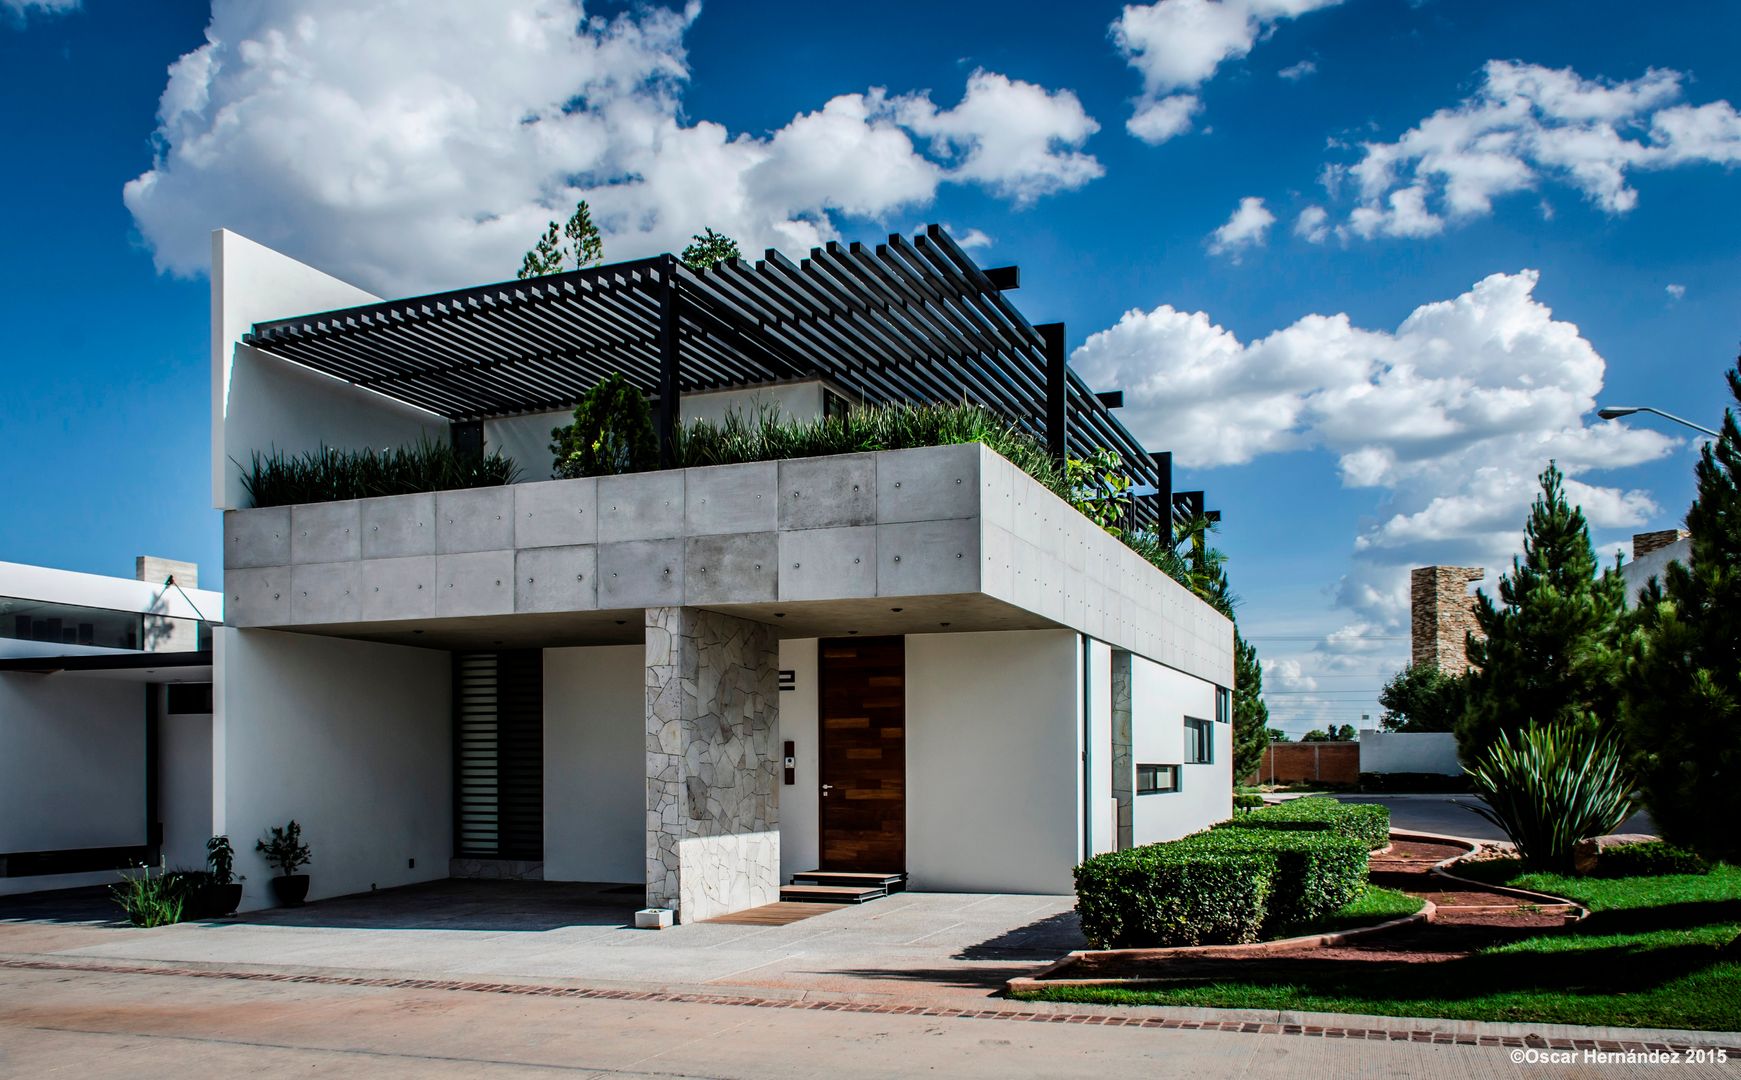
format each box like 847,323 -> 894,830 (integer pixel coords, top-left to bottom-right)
1184,717 -> 1213,765
1136,763 -> 1180,795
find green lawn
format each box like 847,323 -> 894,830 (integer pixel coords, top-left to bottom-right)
1021,865 -> 1741,1031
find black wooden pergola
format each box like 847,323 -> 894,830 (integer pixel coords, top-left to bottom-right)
244,224 -> 1209,533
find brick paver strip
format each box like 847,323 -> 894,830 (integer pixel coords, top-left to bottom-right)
3,956 -> 1735,1057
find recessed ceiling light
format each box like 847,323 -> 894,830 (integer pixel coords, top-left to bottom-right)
890,607 -> 903,613
615,619 -> 626,625
848,629 -> 859,635
939,621 -> 951,627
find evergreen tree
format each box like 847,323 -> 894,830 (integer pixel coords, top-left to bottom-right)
1622,366 -> 1741,862
679,227 -> 742,270
1377,664 -> 1467,732
1232,632 -> 1269,783
1458,462 -> 1627,763
518,200 -> 604,279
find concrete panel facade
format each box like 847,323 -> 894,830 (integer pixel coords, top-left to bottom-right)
224,444 -> 1234,688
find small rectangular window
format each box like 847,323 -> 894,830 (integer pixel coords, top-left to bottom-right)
1185,717 -> 1213,764
1216,686 -> 1231,724
1137,763 -> 1180,795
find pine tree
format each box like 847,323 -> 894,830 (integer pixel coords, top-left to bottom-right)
518,200 -> 604,279
1232,632 -> 1270,783
1457,461 -> 1627,763
1622,366 -> 1741,862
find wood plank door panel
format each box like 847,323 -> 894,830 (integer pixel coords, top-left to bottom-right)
819,636 -> 905,872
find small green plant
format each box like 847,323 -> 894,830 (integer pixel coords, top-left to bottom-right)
679,227 -> 742,270
1465,721 -> 1634,872
111,860 -> 184,928
206,835 -> 236,885
1064,448 -> 1133,537
256,820 -> 312,877
550,372 -> 658,478
1234,793 -> 1265,812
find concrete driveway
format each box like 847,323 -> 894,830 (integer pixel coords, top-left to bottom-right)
0,879 -> 1083,1008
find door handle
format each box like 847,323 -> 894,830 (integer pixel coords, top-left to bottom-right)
821,783 -> 834,797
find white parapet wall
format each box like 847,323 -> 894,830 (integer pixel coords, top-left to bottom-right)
215,627 -> 453,909
1357,730 -> 1462,775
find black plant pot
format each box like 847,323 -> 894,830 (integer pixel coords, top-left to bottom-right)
208,883 -> 244,916
268,874 -> 310,907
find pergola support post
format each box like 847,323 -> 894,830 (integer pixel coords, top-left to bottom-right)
1038,322 -> 1067,464
657,256 -> 682,468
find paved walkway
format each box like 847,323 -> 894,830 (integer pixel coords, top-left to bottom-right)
3,960 -> 1732,1078
1331,794 -> 1657,841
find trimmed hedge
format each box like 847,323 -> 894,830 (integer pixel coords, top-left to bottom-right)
1220,796 -> 1391,851
1595,841 -> 1711,878
1174,828 -> 1369,928
1074,844 -> 1275,948
1073,826 -> 1370,948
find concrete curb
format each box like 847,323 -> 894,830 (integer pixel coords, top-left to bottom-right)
1389,829 -> 1591,922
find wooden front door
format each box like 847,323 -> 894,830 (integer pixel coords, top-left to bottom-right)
818,636 -> 905,871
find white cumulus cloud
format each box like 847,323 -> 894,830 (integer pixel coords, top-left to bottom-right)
1666,282 -> 1686,300
1294,204 -> 1329,242
1333,60 -> 1741,239
1278,59 -> 1317,81
1072,268 -> 1674,628
124,1 -> 1102,296
1112,0 -> 1344,143
1208,195 -> 1276,257
2,0 -> 77,17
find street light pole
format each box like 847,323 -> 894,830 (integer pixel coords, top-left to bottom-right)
1596,405 -> 1721,439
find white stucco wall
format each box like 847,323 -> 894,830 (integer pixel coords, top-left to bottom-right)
1130,654 -> 1228,846
214,627 -> 451,909
681,381 -> 826,427
906,629 -> 1081,894
160,709 -> 214,870
543,645 -> 644,883
213,230 -> 444,510
1358,730 -> 1461,775
0,673 -> 144,893
776,638 -> 819,882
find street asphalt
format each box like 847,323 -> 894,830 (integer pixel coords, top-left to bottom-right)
1330,793 -> 1658,841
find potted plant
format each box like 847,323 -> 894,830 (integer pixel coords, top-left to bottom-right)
204,835 -> 244,915
255,820 -> 312,906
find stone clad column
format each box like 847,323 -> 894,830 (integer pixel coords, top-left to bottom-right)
645,607 -> 780,923
1110,650 -> 1133,851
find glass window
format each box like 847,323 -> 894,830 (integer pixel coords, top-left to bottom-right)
1216,686 -> 1231,724
1137,763 -> 1180,795
1185,717 -> 1213,764
0,596 -> 142,650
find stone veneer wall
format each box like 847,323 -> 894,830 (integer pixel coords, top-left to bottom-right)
1633,529 -> 1689,559
1110,650 -> 1133,851
1409,566 -> 1485,672
645,607 -> 780,922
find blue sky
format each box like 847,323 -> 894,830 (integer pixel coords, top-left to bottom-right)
2,0 -> 1736,732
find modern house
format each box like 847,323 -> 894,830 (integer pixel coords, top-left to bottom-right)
207,225 -> 1235,922
0,557 -> 221,895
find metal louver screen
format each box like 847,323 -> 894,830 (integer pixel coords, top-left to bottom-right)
454,651 -> 543,860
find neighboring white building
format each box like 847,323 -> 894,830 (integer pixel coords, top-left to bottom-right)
154,226 -> 1236,923
1621,529 -> 1693,607
0,558 -> 222,895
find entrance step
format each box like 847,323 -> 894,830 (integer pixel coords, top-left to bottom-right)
778,883 -> 887,904
788,871 -> 907,894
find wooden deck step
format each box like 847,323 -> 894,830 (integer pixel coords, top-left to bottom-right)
778,883 -> 886,904
705,901 -> 846,926
789,871 -> 907,893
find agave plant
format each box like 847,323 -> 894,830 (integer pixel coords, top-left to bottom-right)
1465,720 -> 1635,871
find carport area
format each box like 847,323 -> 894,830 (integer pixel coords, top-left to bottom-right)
0,878 -> 1084,1007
